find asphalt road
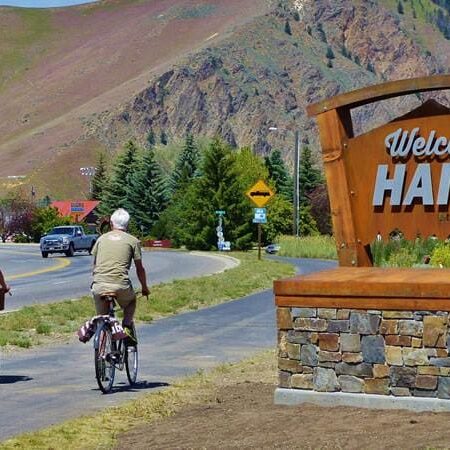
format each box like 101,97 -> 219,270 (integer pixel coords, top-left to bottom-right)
0,244 -> 237,310
0,257 -> 335,441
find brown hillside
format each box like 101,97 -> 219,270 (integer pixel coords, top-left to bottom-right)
0,0 -> 269,197
1,0 -> 450,198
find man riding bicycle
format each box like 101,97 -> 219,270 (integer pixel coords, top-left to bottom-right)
91,208 -> 149,342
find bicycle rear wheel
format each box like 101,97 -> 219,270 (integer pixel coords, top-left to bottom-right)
95,324 -> 115,393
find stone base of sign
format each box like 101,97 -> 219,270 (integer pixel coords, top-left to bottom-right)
274,388 -> 450,412
274,267 -> 450,410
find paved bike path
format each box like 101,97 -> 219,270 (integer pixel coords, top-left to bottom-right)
0,258 -> 335,441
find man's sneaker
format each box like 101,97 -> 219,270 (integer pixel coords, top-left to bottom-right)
123,326 -> 137,346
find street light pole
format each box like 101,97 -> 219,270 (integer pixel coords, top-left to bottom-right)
294,130 -> 300,237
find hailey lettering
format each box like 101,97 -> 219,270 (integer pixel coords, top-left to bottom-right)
372,128 -> 450,207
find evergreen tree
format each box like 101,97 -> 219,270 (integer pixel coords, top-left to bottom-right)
317,22 -> 327,42
146,129 -> 156,148
170,133 -> 200,193
326,46 -> 335,59
160,130 -> 168,145
299,146 -> 323,207
293,10 -> 300,21
183,138 -> 253,250
297,146 -> 322,236
127,148 -> 168,235
236,147 -> 269,191
284,19 -> 292,35
91,152 -> 107,201
397,0 -> 404,14
264,196 -> 294,243
264,149 -> 293,202
99,141 -> 139,215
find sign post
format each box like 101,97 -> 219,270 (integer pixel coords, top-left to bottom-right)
246,181 -> 274,260
215,210 -> 226,251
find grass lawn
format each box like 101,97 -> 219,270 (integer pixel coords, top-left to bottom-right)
0,252 -> 294,348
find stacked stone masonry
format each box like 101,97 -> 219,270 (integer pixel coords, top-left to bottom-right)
277,307 -> 450,398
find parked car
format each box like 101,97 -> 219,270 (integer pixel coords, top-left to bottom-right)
265,244 -> 280,254
40,226 -> 98,258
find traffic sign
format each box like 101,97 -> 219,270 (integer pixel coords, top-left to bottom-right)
246,180 -> 274,207
215,210 -> 226,215
253,207 -> 267,223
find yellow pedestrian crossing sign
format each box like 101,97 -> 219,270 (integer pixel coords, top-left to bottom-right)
246,180 -> 274,207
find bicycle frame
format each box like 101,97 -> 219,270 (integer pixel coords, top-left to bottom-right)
93,294 -> 138,393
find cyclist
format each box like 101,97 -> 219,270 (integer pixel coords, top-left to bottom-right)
91,208 -> 149,342
0,269 -> 10,294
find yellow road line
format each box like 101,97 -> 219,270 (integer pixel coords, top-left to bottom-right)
1,250 -> 72,280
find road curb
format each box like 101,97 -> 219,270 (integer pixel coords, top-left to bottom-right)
189,251 -> 240,274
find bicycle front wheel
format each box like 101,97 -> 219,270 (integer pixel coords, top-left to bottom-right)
95,324 -> 115,393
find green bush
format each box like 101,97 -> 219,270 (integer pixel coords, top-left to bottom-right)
386,247 -> 417,268
430,243 -> 450,268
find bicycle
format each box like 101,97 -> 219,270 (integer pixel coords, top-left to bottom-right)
93,293 -> 138,394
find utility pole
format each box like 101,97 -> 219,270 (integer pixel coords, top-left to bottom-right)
294,130 -> 300,237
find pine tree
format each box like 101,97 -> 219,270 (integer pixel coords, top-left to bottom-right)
160,130 -> 168,145
170,133 -> 200,193
183,138 -> 253,250
326,46 -> 335,59
127,149 -> 168,235
284,19 -> 292,35
317,22 -> 327,42
91,152 -> 107,201
265,150 -> 293,202
146,129 -> 156,148
99,141 -> 139,215
398,1 -> 404,14
299,146 -> 323,206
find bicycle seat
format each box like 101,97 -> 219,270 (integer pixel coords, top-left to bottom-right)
100,292 -> 117,301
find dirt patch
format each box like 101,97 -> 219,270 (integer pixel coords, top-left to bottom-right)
117,359 -> 450,450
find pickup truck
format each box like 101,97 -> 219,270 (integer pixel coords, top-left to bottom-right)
40,226 -> 98,258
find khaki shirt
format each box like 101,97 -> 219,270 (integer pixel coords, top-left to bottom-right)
92,230 -> 142,290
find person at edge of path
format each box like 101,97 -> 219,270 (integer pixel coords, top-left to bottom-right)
91,208 -> 150,343
0,269 -> 11,311
0,270 -> 10,293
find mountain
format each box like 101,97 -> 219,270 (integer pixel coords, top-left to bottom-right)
1,0 -> 450,198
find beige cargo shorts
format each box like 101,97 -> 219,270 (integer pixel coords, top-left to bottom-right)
91,283 -> 136,315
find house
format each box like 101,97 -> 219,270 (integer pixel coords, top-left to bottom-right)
51,200 -> 100,228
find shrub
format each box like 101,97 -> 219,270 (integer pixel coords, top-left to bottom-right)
386,247 -> 417,268
430,243 -> 450,268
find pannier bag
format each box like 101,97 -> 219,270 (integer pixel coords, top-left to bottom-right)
77,316 -> 127,343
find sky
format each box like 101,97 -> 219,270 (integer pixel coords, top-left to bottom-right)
0,0 -> 97,7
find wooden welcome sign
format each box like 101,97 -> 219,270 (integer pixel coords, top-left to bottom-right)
307,75 -> 450,267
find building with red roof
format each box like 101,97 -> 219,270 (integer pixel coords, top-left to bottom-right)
51,200 -> 100,225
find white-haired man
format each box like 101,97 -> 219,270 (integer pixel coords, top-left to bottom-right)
91,208 -> 150,342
